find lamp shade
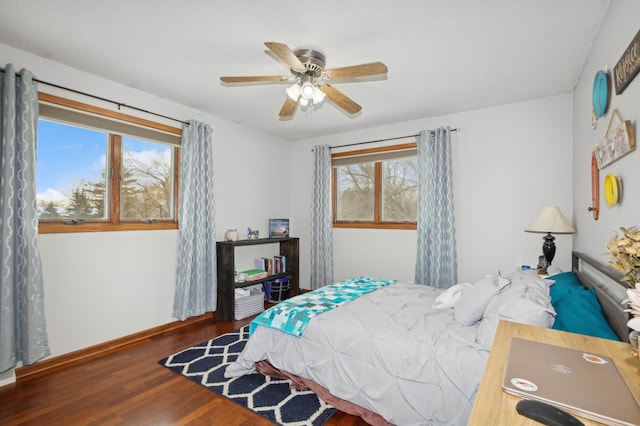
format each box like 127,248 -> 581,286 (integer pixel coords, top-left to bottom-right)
525,207 -> 576,234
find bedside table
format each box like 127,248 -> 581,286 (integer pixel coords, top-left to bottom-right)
468,320 -> 640,425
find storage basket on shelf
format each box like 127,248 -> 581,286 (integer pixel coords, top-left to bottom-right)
234,284 -> 264,320
268,276 -> 291,303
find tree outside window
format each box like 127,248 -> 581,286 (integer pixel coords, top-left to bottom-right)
333,143 -> 417,230
36,95 -> 180,233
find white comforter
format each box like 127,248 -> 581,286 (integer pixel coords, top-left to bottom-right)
225,282 -> 489,425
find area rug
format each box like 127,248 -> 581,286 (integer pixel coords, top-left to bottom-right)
159,325 -> 335,426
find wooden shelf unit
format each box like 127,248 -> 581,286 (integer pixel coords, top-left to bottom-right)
215,237 -> 299,322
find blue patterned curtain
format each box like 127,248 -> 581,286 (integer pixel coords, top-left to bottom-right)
0,64 -> 50,372
310,145 -> 333,290
173,120 -> 216,320
415,127 -> 457,288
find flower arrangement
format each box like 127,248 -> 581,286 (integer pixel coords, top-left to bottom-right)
606,226 -> 640,318
607,226 -> 640,287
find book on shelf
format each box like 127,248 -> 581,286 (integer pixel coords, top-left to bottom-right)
274,255 -> 286,274
240,269 -> 268,281
254,255 -> 287,275
254,257 -> 274,274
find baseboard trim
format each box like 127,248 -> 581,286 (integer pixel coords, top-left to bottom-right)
16,312 -> 213,381
0,368 -> 16,387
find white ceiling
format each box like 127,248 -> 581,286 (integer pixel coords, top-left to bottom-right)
0,0 -> 610,141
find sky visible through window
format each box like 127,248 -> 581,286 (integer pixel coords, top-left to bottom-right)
37,119 -> 106,203
37,119 -> 171,208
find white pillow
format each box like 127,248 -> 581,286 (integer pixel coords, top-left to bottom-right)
506,269 -> 549,288
432,282 -> 472,309
475,282 -> 556,351
476,299 -> 555,351
496,275 -> 511,290
525,280 -> 552,307
454,274 -> 502,326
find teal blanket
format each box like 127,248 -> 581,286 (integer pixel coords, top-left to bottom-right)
250,277 -> 396,337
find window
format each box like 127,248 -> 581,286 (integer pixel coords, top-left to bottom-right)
332,143 -> 418,230
36,93 -> 181,233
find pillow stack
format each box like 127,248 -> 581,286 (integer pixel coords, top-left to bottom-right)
432,269 -> 556,351
452,274 -> 510,326
475,270 -> 556,350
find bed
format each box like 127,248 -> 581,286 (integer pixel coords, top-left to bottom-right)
224,251 -> 631,425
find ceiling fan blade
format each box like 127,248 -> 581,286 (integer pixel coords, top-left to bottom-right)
324,62 -> 388,80
264,42 -> 306,72
320,85 -> 362,114
279,97 -> 298,118
220,75 -> 288,83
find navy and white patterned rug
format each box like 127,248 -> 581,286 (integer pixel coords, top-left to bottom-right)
159,325 -> 335,425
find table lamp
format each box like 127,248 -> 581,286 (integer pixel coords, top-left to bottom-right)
525,207 -> 576,273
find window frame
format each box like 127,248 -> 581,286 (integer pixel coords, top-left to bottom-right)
332,142 -> 418,230
37,93 -> 181,234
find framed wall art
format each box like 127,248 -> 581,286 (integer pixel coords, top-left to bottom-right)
593,109 -> 636,169
613,28 -> 640,95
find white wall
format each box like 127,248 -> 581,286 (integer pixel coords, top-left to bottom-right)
1,43 -> 293,357
572,0 -> 640,261
292,94 -> 574,288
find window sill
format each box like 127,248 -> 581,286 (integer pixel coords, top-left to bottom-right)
333,222 -> 416,230
38,222 -> 178,234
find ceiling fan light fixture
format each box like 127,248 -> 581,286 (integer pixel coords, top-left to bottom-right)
300,81 -> 315,99
221,42 -> 386,117
286,81 -> 324,106
285,83 -> 300,100
312,86 -> 326,104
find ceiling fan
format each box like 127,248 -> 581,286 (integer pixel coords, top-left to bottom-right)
220,42 -> 388,118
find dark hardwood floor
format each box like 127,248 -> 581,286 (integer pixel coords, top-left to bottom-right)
0,315 -> 367,426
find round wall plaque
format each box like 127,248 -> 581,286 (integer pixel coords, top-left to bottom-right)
604,174 -> 621,207
592,70 -> 610,118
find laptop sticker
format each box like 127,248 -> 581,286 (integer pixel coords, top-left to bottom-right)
582,353 -> 607,364
511,378 -> 538,392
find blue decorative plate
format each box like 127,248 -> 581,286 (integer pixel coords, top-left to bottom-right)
592,70 -> 609,118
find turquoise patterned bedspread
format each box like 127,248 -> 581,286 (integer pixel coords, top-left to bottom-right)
250,277 -> 396,337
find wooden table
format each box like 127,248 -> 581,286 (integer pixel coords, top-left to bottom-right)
468,320 -> 640,425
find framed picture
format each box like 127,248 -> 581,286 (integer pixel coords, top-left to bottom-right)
593,109 -> 636,169
269,219 -> 289,238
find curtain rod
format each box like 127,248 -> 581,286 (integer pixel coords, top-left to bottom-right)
330,128 -> 459,149
1,67 -> 188,126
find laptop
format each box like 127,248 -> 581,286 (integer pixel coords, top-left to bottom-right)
502,337 -> 640,426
